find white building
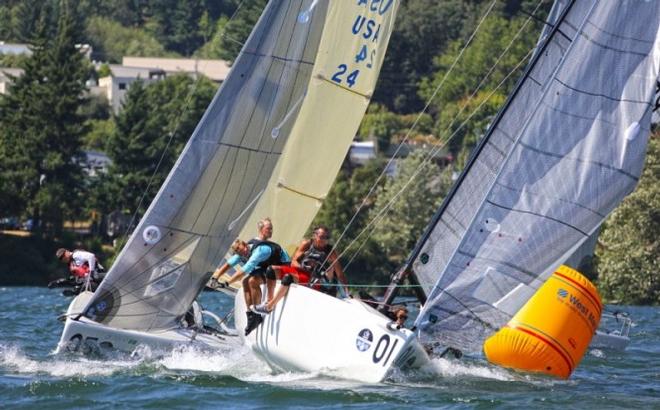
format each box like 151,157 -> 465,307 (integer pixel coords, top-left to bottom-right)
122,56 -> 231,83
0,67 -> 24,94
96,65 -> 166,113
349,140 -> 377,166
0,42 -> 31,56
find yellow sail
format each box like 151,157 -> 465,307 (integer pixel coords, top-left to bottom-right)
239,0 -> 400,252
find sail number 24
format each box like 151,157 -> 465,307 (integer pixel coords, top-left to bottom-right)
331,1 -> 395,88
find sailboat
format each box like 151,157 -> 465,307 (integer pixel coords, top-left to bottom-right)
56,0 -> 344,355
228,1 -> 432,383
384,0 -> 659,360
241,0 -> 660,381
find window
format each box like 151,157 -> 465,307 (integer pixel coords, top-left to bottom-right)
118,82 -> 126,90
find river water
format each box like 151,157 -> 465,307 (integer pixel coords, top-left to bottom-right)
0,287 -> 658,409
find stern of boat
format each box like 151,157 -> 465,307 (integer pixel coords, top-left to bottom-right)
235,284 -> 430,383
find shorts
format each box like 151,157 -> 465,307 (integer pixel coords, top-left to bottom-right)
272,265 -> 311,285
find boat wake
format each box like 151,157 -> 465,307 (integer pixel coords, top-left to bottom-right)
423,357 -> 514,381
0,342 -> 310,383
0,343 -> 135,377
1,340 -> 569,389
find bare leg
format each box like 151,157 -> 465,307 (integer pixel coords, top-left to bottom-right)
242,276 -> 251,306
247,275 -> 263,306
265,273 -> 297,312
266,267 -> 282,302
266,284 -> 291,311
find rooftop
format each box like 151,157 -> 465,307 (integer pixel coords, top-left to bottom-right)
122,56 -> 231,82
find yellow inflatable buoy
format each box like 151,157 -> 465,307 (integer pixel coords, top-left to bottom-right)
483,265 -> 602,378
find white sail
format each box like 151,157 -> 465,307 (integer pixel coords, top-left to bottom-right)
410,0 -> 660,352
238,0 -> 400,253
82,0 -> 330,331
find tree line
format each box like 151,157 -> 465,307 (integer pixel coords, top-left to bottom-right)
0,0 -> 656,304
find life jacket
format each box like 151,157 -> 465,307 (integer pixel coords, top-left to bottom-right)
68,250 -> 104,280
300,242 -> 332,275
249,240 -> 287,273
69,261 -> 90,279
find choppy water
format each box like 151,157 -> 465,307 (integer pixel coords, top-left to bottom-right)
0,287 -> 658,409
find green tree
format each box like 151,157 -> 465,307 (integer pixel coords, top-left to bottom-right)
374,0 -> 472,112
311,160 -> 388,285
596,135 -> 660,305
368,151 -> 451,278
85,16 -> 174,63
0,6 -> 12,39
437,90 -> 506,168
96,74 -> 216,215
359,104 -> 434,153
218,0 -> 266,62
419,15 -> 537,114
0,0 -> 89,236
147,0 -> 205,56
194,15 -> 230,59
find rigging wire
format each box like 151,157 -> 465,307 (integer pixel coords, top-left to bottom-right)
340,47 -> 535,272
323,0 -> 500,270
334,0 -> 547,274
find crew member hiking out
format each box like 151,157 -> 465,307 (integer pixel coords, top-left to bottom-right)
50,248 -> 106,296
253,225 -> 348,315
216,238 -> 290,335
208,217 -> 273,289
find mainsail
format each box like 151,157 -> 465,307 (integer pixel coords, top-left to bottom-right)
237,0 -> 400,252
82,0 -> 330,331
408,0 -> 660,351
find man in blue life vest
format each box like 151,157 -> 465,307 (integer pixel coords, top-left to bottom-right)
208,217 -> 273,289
216,237 -> 291,335
252,225 -> 349,316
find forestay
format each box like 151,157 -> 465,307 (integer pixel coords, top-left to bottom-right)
237,0 -> 399,253
82,0 -> 329,331
411,0 -> 660,352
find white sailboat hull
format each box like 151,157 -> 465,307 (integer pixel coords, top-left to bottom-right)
56,292 -> 240,355
590,331 -> 630,351
235,285 -> 430,383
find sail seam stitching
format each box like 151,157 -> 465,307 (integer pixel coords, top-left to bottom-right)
277,182 -> 324,201
316,74 -> 371,99
554,78 -> 653,105
243,50 -> 315,66
216,141 -> 284,155
517,140 -> 640,181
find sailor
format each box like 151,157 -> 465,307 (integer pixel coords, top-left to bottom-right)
253,225 -> 348,315
386,305 -> 408,330
50,248 -> 106,295
220,238 -> 291,335
208,217 -> 273,288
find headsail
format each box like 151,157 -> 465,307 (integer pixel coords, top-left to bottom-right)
410,0 -> 660,351
82,0 -> 330,331
237,0 -> 400,253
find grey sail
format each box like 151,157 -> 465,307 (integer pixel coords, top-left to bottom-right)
83,0 -> 329,330
410,0 -> 660,352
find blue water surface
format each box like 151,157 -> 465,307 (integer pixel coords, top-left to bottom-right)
0,287 -> 658,409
